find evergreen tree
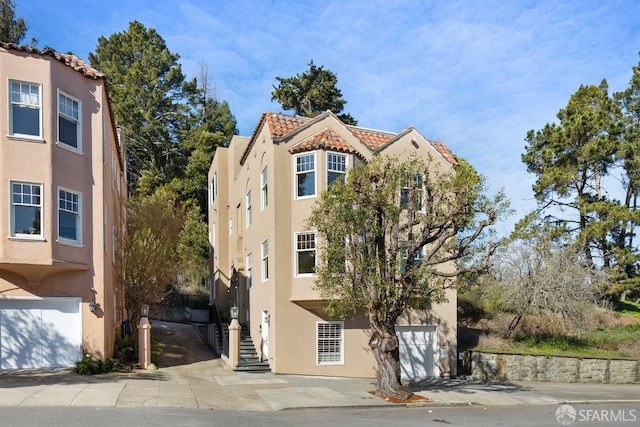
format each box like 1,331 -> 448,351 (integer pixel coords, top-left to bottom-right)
271,60 -> 357,125
89,21 -> 197,193
613,53 -> 640,296
522,81 -> 624,268
0,0 -> 28,44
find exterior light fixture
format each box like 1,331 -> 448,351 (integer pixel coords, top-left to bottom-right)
89,298 -> 96,313
141,304 -> 150,318
230,305 -> 239,320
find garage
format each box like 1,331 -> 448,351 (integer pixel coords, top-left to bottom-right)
0,297 -> 82,369
397,325 -> 439,380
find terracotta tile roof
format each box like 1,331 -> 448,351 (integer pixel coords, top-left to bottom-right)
430,141 -> 458,165
0,42 -> 104,79
289,128 -> 360,155
265,112 -> 310,137
348,127 -> 395,150
240,111 -> 457,166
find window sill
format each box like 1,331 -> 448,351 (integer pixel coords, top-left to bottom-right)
56,141 -> 83,155
8,236 -> 45,242
294,195 -> 317,201
295,273 -> 316,278
57,239 -> 84,248
6,135 -> 45,143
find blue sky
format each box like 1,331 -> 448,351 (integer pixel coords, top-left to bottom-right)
17,1 -> 640,234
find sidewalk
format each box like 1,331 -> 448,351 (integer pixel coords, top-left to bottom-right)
0,321 -> 637,411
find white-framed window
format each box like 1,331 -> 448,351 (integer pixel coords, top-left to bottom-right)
316,321 -> 344,365
295,152 -> 316,198
58,187 -> 82,244
261,239 -> 269,282
295,232 -> 316,276
58,91 -> 81,151
212,173 -> 217,202
246,253 -> 252,290
327,152 -> 348,188
9,80 -> 41,138
401,242 -> 425,273
261,166 -> 268,211
112,225 -> 117,265
246,190 -> 252,228
10,181 -> 43,238
400,174 -> 425,212
211,222 -> 216,248
103,206 -> 108,252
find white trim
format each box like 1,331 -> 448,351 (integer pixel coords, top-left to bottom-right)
326,151 -> 348,188
246,253 -> 253,290
8,79 -> 42,140
316,321 -> 344,365
245,189 -> 252,228
0,296 -> 82,302
260,165 -> 268,211
57,186 -> 82,245
294,152 -> 316,199
9,180 -> 44,239
294,231 -> 316,277
56,90 -> 82,153
261,239 -> 269,282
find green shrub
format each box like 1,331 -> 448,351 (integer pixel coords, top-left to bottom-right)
74,354 -> 100,375
115,334 -> 137,364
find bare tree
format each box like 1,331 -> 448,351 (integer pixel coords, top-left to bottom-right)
486,234 -> 603,339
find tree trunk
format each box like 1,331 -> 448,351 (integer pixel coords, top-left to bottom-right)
369,328 -> 412,400
503,310 -> 525,339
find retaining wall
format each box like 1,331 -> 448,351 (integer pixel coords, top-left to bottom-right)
472,351 -> 640,384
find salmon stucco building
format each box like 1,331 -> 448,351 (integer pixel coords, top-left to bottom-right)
0,43 -> 126,369
208,111 -> 458,379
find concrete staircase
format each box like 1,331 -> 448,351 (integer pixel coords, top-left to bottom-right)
234,327 -> 270,372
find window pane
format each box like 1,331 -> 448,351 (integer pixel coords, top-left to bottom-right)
296,154 -> 315,197
327,153 -> 346,172
327,171 -> 344,187
59,116 -> 78,148
12,105 -> 40,136
59,210 -> 77,240
14,206 -> 41,235
298,251 -> 315,274
297,171 -> 315,197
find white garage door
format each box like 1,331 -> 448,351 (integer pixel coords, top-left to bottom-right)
397,325 -> 439,380
0,297 -> 82,369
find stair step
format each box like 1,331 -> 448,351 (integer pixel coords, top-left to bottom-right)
235,362 -> 271,372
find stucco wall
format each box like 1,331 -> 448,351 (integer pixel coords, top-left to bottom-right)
472,351 -> 640,384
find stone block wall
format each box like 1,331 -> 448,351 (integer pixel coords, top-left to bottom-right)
472,351 -> 640,384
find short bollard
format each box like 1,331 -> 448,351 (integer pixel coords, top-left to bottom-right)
228,317 -> 241,368
138,316 -> 152,369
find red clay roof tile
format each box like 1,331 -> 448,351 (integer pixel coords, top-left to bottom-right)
0,42 -> 104,79
348,127 -> 395,150
240,112 -> 457,167
430,141 -> 458,165
289,128 -> 359,155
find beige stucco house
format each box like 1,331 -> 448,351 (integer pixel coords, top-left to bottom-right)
208,111 -> 457,379
0,43 -> 126,368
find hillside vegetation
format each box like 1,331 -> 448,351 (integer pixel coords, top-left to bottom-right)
458,287 -> 640,359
